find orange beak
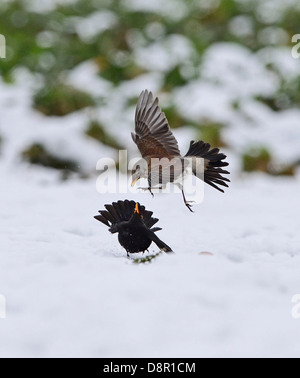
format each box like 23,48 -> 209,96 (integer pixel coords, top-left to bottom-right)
134,202 -> 140,215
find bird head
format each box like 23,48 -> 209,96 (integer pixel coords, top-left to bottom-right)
131,159 -> 147,187
131,167 -> 141,187
130,202 -> 144,223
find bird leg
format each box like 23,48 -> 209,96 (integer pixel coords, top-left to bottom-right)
148,187 -> 154,197
137,186 -> 154,197
181,189 -> 195,213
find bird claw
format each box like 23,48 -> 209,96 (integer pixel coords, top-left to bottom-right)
185,202 -> 194,213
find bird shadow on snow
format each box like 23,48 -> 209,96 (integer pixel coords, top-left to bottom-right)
101,247 -> 163,263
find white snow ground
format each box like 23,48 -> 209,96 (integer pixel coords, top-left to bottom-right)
0,161 -> 300,358
1,0 -> 300,356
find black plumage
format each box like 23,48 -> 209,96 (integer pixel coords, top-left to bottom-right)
94,200 -> 173,256
184,140 -> 230,193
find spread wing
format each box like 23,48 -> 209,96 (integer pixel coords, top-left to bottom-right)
131,90 -> 181,158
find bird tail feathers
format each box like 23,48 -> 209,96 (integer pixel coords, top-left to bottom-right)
94,200 -> 159,230
150,233 -> 173,253
185,140 -> 230,193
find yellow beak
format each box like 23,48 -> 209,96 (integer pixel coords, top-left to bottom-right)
134,203 -> 140,214
131,177 -> 139,187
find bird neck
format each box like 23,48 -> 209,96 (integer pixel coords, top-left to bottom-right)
129,213 -> 144,226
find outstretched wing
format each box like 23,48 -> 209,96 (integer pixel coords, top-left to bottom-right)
132,90 -> 181,158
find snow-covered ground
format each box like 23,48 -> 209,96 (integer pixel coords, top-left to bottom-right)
0,161 -> 299,357
1,0 -> 300,357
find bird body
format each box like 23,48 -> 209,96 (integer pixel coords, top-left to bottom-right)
117,218 -> 155,253
131,90 -> 230,211
132,155 -> 200,201
94,200 -> 173,256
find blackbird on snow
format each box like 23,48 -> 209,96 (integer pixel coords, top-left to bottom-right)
94,200 -> 173,256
